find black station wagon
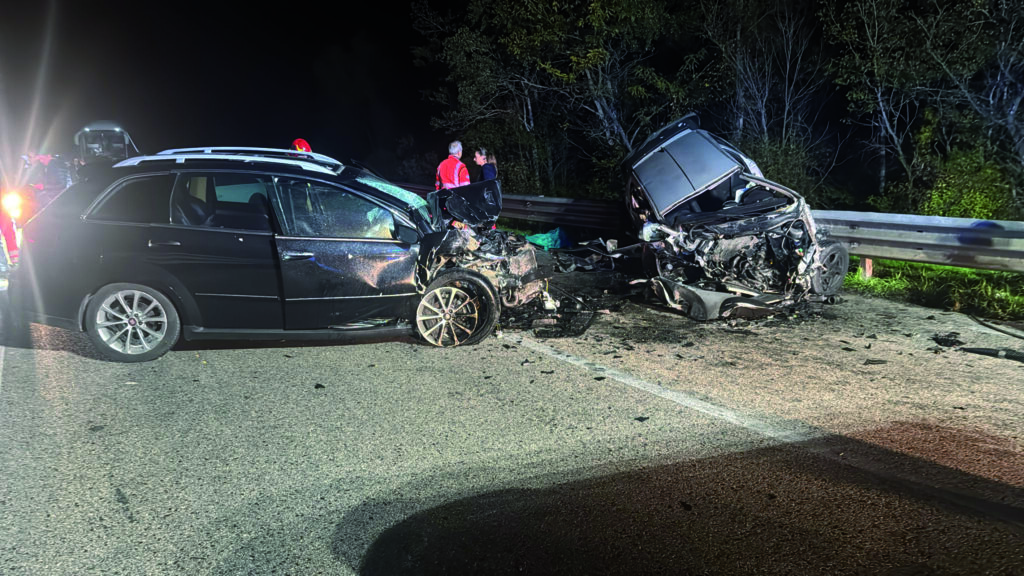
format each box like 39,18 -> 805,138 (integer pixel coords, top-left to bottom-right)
7,148 -> 547,361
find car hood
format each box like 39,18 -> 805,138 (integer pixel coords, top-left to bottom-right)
630,129 -> 744,220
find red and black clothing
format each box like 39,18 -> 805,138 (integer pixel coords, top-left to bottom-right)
435,155 -> 470,190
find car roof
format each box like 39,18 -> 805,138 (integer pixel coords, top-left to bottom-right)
631,129 -> 743,219
101,147 -> 425,213
116,147 -> 346,176
622,114 -> 700,169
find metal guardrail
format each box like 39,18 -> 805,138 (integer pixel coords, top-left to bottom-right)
501,194 -> 623,229
495,195 -> 1024,274
813,211 -> 1024,274
397,183 -> 1024,274
394,183 -> 623,229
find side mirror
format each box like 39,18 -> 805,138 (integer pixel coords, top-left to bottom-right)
395,224 -> 418,244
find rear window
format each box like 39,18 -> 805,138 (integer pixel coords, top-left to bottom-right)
34,180 -> 106,221
88,174 -> 175,224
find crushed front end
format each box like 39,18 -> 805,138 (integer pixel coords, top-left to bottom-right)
421,225 -> 550,309
421,180 -> 552,310
640,188 -> 830,320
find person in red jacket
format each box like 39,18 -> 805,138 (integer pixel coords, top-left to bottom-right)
435,140 -> 470,190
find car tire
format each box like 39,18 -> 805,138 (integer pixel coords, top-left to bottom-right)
811,240 -> 849,296
84,283 -> 180,362
416,270 -> 499,347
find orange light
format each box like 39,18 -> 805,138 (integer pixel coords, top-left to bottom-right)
2,192 -> 22,220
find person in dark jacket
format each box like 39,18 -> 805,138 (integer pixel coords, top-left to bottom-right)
474,147 -> 497,181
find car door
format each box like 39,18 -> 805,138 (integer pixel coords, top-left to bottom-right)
160,171 -> 283,330
270,176 -> 419,330
50,174 -> 176,325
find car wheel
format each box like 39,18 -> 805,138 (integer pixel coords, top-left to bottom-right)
85,283 -> 180,362
416,270 -> 498,347
811,241 -> 849,296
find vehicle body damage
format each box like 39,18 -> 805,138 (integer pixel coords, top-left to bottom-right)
624,117 -> 848,320
421,182 -> 593,339
424,181 -> 548,307
7,150 -> 564,362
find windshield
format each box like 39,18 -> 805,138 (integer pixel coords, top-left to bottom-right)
354,175 -> 430,223
80,131 -> 128,162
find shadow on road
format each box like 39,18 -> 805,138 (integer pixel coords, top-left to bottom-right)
331,424 -> 1024,575
0,321 -> 425,360
172,333 -> 422,353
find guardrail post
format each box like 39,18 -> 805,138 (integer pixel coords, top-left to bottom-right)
860,258 -> 873,279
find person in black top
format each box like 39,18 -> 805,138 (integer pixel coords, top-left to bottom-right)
474,147 -> 497,181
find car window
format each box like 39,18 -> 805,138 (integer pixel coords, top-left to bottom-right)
88,174 -> 175,223
171,172 -> 273,232
273,177 -> 395,239
353,175 -> 429,223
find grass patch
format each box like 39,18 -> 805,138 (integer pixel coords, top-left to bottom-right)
844,257 -> 1024,320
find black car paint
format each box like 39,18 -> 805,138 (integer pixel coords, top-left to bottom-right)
274,236 -> 419,329
11,161 -> 439,340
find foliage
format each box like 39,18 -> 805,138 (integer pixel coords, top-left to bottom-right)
919,147 -> 1018,220
822,0 -> 938,199
394,135 -> 442,185
844,257 -> 1024,320
914,0 -> 1024,194
740,136 -> 854,208
410,0 -> 1024,207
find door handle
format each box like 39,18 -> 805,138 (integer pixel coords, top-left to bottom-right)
148,240 -> 181,247
281,250 -> 315,261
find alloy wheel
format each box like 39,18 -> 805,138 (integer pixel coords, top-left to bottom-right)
93,289 -> 169,355
819,249 -> 844,291
416,285 -> 480,347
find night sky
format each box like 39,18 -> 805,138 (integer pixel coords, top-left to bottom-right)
0,0 -> 451,179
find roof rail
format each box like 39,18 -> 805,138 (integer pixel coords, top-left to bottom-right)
113,153 -> 339,175
156,147 -> 344,173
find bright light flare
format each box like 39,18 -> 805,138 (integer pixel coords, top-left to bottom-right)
0,0 -> 62,194
2,192 -> 23,220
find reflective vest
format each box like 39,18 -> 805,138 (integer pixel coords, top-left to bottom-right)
435,155 -> 470,190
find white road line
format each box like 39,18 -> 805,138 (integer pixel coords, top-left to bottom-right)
515,335 -> 816,444
516,335 -> 1024,528
0,344 -> 5,398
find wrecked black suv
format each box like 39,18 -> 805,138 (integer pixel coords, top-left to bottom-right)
8,147 -> 547,362
624,117 -> 848,320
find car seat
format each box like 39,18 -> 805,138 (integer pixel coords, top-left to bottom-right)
174,194 -> 212,226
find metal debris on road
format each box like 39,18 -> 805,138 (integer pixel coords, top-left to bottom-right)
931,332 -> 965,347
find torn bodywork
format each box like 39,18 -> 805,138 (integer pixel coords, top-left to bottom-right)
624,117 -> 848,321
422,180 -> 551,310
421,226 -> 549,309
638,179 -> 832,320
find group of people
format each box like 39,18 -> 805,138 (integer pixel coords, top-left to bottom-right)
289,137 -> 499,192
435,140 -> 497,191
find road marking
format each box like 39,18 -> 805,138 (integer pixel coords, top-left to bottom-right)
516,335 -> 1024,528
514,335 -> 815,444
0,344 -> 5,398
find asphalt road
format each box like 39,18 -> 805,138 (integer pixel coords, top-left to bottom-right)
1,287 -> 1023,575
